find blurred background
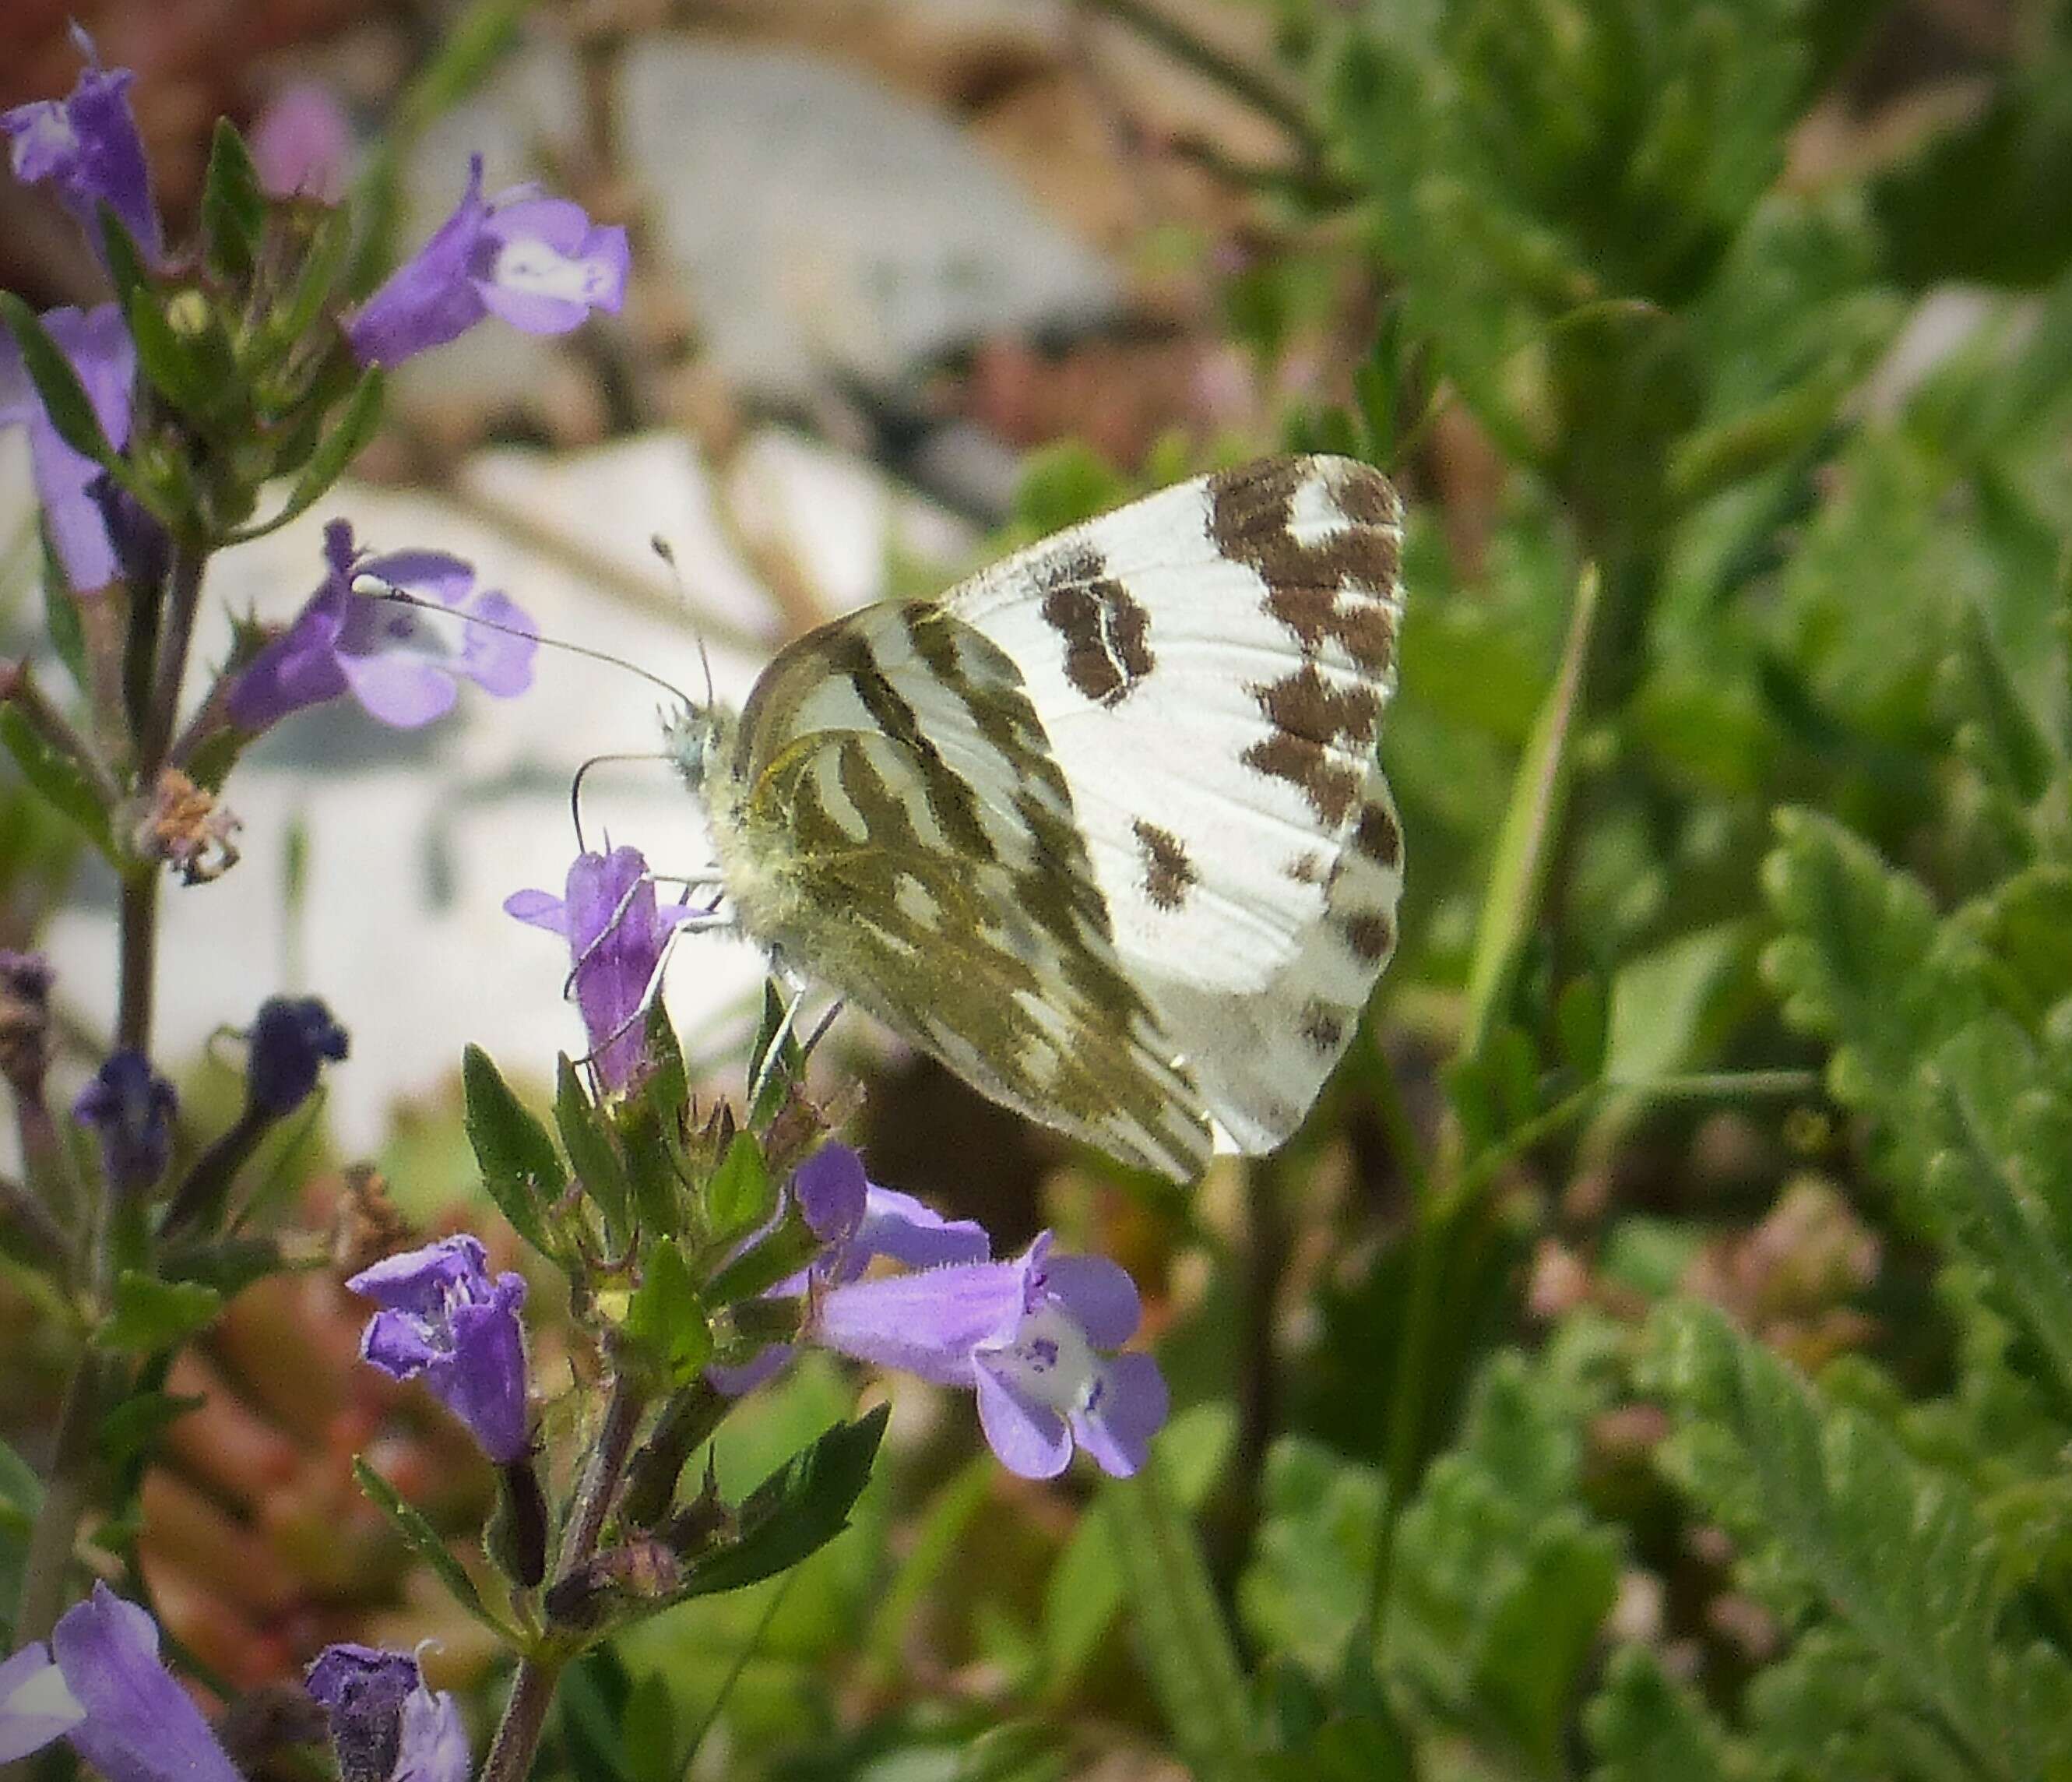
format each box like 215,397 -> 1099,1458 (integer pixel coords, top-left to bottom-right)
4,0 -> 2070,1777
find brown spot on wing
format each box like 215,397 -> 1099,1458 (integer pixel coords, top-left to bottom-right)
1286,851 -> 1325,885
1037,543 -> 1156,707
1131,819 -> 1197,911
1299,1000 -> 1349,1055
1352,799 -> 1402,869
1336,907 -> 1396,963
1208,458 -> 1401,674
1252,662 -> 1383,748
1244,731 -> 1360,826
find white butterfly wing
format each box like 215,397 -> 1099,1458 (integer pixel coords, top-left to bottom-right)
944,456 -> 1405,1152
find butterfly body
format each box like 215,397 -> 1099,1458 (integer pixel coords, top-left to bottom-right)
668,456 -> 1405,1181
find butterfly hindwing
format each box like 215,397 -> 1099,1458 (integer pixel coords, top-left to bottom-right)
718,600 -> 1212,1180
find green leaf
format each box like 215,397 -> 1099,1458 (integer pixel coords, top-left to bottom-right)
94,1272 -> 222,1353
1104,1455 -> 1263,1782
1462,565 -> 1599,1057
352,1456 -> 507,1636
461,1044 -> 564,1254
556,1055 -> 631,1248
200,118 -> 266,282
1949,600 -> 2059,806
1554,974 -> 1608,1081
704,1132 -> 772,1245
674,1407 -> 888,1600
1919,1018 -> 2072,1407
637,997 -> 688,1124
96,206 -> 157,323
98,1389 -> 206,1471
0,707 -> 115,859
124,287 -> 220,423
0,294 -> 124,472
224,370 -> 385,544
617,1100 -> 681,1241
1651,1302 -> 2072,1780
624,1236 -> 714,1388
1586,1646 -> 1740,1782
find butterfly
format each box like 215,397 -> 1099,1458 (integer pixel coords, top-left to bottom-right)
667,455 -> 1405,1182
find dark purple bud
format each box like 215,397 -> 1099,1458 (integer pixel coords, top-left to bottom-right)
246,996 -> 348,1117
0,42 -> 163,266
304,1646 -> 468,1782
72,1051 -> 177,1196
348,1234 -> 530,1464
90,474 -> 170,597
0,951 -> 55,1099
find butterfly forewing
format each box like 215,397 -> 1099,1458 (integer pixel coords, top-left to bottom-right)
691,453 -> 1403,1180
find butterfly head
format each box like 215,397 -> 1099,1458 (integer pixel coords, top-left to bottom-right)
662,700 -> 735,796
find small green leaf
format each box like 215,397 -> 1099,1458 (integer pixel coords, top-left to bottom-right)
96,206 -> 157,322
200,118 -> 266,282
159,1235 -> 286,1299
461,1044 -> 563,1254
638,997 -> 688,1123
0,294 -> 124,471
618,1100 -> 682,1240
0,707 -> 115,858
557,1055 -> 631,1247
1462,565 -> 1600,1057
674,1406 -> 888,1600
125,288 -> 220,422
705,1132 -> 772,1245
224,369 -> 385,544
98,1389 -> 206,1470
624,1236 -> 714,1388
352,1456 -> 507,1636
1587,1646 -> 1740,1782
271,207 -> 356,357
95,1271 -> 222,1353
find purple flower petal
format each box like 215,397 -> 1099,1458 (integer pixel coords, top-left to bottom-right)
305,1646 -> 416,1782
705,1345 -> 794,1397
347,158 -> 492,367
394,1681 -> 470,1782
51,1584 -> 241,1782
476,199 -> 629,335
456,587 -> 536,697
795,1145 -> 869,1242
0,303 -> 135,590
811,1259 -> 1024,1387
856,1185 -> 990,1271
973,1363 -> 1072,1479
503,889 -> 567,932
1071,1351 -> 1167,1478
560,847 -> 677,1090
336,651 -> 461,727
0,1644 -> 83,1763
350,1236 -> 531,1463
2,53 -> 162,265
1033,1252 -> 1140,1349
246,995 -> 348,1116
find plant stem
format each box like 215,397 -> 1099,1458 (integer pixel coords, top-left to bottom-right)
115,869 -> 157,1053
135,537 -> 206,781
1078,0 -> 1319,156
0,661 -> 121,809
479,1376 -> 646,1782
12,1356 -> 103,1646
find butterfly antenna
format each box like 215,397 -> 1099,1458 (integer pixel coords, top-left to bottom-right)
650,536 -> 716,711
368,583 -> 702,710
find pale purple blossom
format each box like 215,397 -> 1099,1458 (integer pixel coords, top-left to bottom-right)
227,519 -> 536,731
506,847 -> 700,1091
251,80 -> 353,202
0,303 -> 135,590
305,1644 -> 470,1782
1,37 -> 162,263
0,1584 -> 242,1782
72,1050 -> 177,1196
347,155 -> 628,367
812,1232 -> 1167,1478
350,1234 -> 530,1464
705,1144 -> 990,1395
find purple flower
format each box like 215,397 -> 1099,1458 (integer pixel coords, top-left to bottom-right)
305,1644 -> 470,1782
350,1234 -> 530,1464
72,1050 -> 177,1196
811,1233 -> 1167,1479
251,81 -> 352,202
247,995 -> 349,1116
1,1583 -> 243,1782
0,1644 -> 83,1762
506,847 -> 700,1091
0,303 -> 135,590
1,37 -> 162,264
227,519 -> 536,731
347,154 -> 628,368
708,1145 -> 990,1395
